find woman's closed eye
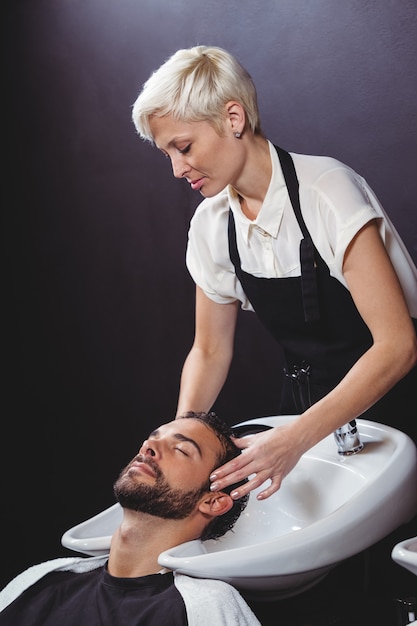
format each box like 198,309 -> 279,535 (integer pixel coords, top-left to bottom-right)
178,144 -> 191,155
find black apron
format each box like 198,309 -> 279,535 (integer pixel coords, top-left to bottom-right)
228,145 -> 417,441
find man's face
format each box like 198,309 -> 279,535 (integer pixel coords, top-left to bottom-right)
113,419 -> 222,519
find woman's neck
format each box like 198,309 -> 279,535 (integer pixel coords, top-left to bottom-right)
233,135 -> 271,219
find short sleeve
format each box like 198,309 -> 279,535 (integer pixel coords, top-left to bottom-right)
186,195 -> 252,309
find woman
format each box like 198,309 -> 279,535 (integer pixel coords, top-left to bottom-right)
132,45 -> 417,503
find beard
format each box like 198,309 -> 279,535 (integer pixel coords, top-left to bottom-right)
113,456 -> 209,520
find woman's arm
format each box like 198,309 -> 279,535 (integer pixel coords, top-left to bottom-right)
176,286 -> 239,417
209,220 -> 417,499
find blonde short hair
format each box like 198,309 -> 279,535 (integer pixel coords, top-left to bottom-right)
132,45 -> 262,142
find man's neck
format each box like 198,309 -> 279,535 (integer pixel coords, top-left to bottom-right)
107,510 -> 200,578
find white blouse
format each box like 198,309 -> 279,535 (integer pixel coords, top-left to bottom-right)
186,141 -> 417,316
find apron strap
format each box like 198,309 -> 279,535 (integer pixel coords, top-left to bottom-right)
274,146 -> 320,322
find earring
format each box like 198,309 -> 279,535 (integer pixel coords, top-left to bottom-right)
234,131 -> 241,138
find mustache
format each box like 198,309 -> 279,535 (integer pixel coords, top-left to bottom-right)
129,454 -> 162,479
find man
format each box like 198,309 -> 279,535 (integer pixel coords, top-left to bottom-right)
0,412 -> 260,625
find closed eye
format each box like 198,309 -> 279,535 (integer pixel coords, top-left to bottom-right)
179,144 -> 191,155
175,446 -> 189,456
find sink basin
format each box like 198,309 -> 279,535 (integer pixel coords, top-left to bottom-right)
62,416 -> 417,599
392,536 -> 417,577
62,503 -> 122,557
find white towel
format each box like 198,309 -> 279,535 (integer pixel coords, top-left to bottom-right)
175,573 -> 261,625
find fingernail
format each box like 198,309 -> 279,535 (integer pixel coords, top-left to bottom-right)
210,482 -> 219,491
230,491 -> 239,499
210,473 -> 217,481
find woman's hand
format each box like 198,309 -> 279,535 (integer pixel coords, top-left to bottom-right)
209,423 -> 307,500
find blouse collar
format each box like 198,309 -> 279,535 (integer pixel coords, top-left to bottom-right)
227,141 -> 288,244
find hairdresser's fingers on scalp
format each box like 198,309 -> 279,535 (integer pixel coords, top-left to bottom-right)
211,458 -> 270,495
210,466 -> 251,492
210,450 -> 249,482
230,470 -> 277,500
210,456 -> 263,493
231,435 -> 251,450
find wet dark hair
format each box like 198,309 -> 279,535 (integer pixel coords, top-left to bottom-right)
178,411 -> 249,540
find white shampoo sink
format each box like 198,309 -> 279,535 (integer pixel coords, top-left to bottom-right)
62,416 -> 417,599
392,536 -> 417,577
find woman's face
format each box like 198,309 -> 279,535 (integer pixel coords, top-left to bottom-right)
149,113 -> 245,198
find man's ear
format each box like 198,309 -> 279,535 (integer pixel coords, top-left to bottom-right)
198,492 -> 233,518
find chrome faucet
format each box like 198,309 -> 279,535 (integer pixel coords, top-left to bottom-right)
334,420 -> 364,455
283,362 -> 365,455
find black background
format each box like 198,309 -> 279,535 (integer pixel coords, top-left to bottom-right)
3,2 -> 417,620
